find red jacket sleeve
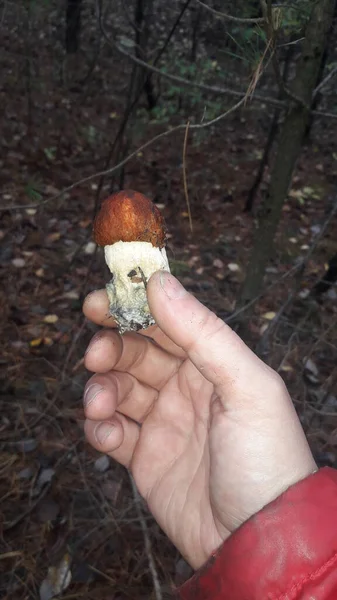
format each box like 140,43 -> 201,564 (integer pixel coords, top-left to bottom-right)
178,467 -> 337,600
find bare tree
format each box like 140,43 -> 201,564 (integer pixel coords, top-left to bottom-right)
66,0 -> 83,54
238,0 -> 336,312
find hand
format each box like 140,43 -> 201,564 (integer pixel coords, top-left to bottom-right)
82,271 -> 317,569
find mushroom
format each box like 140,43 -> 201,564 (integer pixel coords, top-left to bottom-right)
93,189 -> 170,333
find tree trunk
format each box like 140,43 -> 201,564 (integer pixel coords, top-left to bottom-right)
304,1 -> 337,139
190,5 -> 202,62
134,0 -> 156,110
244,45 -> 294,213
238,0 -> 336,310
66,0 -> 82,54
311,252 -> 337,297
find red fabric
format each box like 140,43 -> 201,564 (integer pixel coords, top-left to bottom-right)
178,467 -> 337,600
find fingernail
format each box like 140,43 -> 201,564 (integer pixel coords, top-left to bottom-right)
94,422 -> 114,445
84,384 -> 104,407
159,271 -> 187,300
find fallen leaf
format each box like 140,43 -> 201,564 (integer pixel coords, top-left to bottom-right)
213,258 -> 224,269
227,263 -> 240,272
311,225 -> 321,235
304,358 -> 319,376
12,258 -> 26,268
32,468 -> 55,497
279,365 -> 294,372
30,338 -> 43,347
94,455 -> 110,473
35,268 -> 45,277
84,241 -> 96,255
47,232 -> 61,242
40,554 -> 72,600
289,237 -> 297,244
262,311 -> 276,320
79,218 -> 91,228
63,290 -> 80,299
43,314 -> 58,324
289,189 -> 303,200
17,467 -> 34,480
259,323 -> 269,335
16,438 -> 38,452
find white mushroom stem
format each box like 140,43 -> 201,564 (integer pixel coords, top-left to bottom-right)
104,240 -> 170,333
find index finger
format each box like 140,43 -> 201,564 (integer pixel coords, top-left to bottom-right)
83,289 -> 186,359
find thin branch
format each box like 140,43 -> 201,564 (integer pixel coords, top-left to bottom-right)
4,440 -> 82,531
314,65 -> 337,96
98,14 -> 337,120
228,197 -> 337,323
1,98 -> 245,211
129,474 -> 162,600
182,120 -> 192,232
262,0 -> 309,109
97,5 -> 284,108
194,0 -> 264,23
277,37 -> 305,47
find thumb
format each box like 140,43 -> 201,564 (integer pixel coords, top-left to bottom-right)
147,271 -> 274,393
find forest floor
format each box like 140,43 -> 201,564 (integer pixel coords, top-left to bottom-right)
1,3 -> 337,599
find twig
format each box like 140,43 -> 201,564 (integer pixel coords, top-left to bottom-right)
226,262 -> 299,322
129,474 -> 163,600
262,0 -> 309,109
1,98 -> 245,212
103,26 -> 284,108
228,197 -> 337,323
277,307 -> 313,373
314,65 -> 337,96
4,440 -> 82,531
194,0 -> 265,23
277,37 -> 305,47
99,14 -> 337,120
0,0 -> 7,26
182,121 -> 192,233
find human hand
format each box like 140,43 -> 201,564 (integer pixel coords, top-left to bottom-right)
83,271 -> 317,569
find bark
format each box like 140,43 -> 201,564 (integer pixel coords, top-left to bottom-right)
238,0 -> 336,310
244,45 -> 294,213
312,252 -> 337,297
134,0 -> 156,110
304,1 -> 337,138
66,0 -> 82,54
190,5 -> 202,62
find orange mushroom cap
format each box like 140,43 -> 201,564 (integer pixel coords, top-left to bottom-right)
93,190 -> 166,248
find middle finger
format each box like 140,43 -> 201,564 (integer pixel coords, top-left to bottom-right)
84,329 -> 182,390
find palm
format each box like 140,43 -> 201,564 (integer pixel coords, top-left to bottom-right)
130,360 -> 225,566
